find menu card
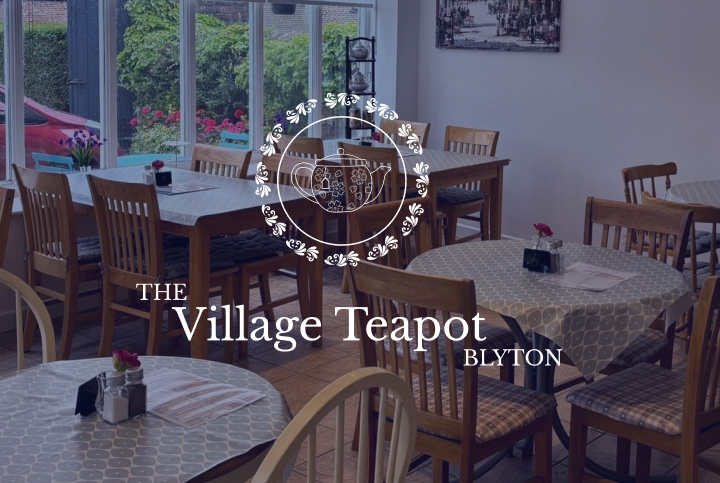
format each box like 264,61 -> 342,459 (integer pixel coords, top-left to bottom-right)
539,262 -> 637,292
145,368 -> 265,428
156,181 -> 219,195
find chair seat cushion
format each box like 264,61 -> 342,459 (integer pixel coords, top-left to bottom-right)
683,261 -> 714,291
436,187 -> 484,206
163,247 -> 235,280
418,368 -> 556,443
651,230 -> 720,257
566,363 -> 684,435
609,329 -> 668,368
77,236 -> 102,264
209,229 -> 292,264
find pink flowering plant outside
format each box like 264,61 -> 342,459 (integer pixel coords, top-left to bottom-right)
112,349 -> 141,372
129,106 -> 249,154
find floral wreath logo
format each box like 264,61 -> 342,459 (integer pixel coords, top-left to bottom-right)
255,94 -> 430,266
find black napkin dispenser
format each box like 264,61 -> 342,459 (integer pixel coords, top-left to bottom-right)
75,372 -> 105,417
155,171 -> 172,187
523,248 -> 553,273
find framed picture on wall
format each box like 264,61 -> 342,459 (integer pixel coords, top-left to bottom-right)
436,0 -> 560,52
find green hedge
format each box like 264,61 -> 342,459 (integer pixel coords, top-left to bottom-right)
0,24 -> 69,111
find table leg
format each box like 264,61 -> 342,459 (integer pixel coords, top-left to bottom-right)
189,228 -> 210,360
488,166 -> 504,240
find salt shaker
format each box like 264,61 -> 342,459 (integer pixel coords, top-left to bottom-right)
143,165 -> 155,185
546,239 -> 565,273
125,367 -> 147,418
102,371 -> 129,424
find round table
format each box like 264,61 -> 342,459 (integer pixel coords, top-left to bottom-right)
667,180 -> 720,208
407,240 -> 694,483
0,356 -> 291,483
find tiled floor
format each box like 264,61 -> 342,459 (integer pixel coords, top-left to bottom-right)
3,266 -> 720,482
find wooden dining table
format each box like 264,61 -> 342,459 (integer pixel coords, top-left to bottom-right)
254,140 -> 511,240
0,356 -> 292,483
64,166 -> 325,359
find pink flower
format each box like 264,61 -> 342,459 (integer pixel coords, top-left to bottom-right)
236,121 -> 246,132
234,108 -> 244,118
130,118 -> 138,127
371,132 -> 381,141
533,223 -> 553,238
152,160 -> 165,170
196,118 -> 202,125
112,349 -> 141,372
141,106 -> 151,115
154,110 -> 164,119
204,125 -> 213,134
221,118 -> 229,127
205,119 -> 217,128
149,121 -> 154,127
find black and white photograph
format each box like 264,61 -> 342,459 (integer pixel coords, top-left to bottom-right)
436,0 -> 561,52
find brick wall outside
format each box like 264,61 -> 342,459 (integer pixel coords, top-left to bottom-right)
0,0 -> 67,23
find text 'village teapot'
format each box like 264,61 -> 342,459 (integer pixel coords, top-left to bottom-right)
290,148 -> 391,213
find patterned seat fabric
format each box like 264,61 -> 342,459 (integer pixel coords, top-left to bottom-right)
566,362 -> 684,435
646,230 -> 720,257
163,247 -> 235,280
436,186 -> 484,206
209,229 -> 292,264
417,368 -> 555,443
609,329 -> 667,368
77,236 -> 102,263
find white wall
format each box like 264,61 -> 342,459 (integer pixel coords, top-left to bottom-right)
416,0 -> 720,242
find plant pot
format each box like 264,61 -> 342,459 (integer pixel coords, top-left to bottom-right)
272,4 -> 296,15
155,171 -> 172,187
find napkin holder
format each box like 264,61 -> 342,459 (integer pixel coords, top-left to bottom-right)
523,248 -> 553,273
75,372 -> 107,417
155,171 -> 172,187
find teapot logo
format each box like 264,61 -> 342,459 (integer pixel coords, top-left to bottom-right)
290,148 -> 392,213
255,94 -> 430,267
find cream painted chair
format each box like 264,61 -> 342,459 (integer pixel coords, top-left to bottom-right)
252,367 -> 417,483
0,268 -> 56,371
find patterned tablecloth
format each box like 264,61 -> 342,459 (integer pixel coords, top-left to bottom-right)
407,240 -> 693,378
0,357 -> 291,483
666,180 -> 720,208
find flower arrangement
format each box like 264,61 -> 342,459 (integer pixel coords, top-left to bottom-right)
59,130 -> 104,170
112,349 -> 141,372
129,106 -> 249,154
533,222 -> 553,249
151,160 -> 165,172
371,131 -> 381,142
272,112 -> 288,131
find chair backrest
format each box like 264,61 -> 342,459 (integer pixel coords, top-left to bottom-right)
642,191 -> 719,292
444,125 -> 499,156
621,162 -> 677,204
219,131 -> 250,150
348,197 -> 434,269
583,197 -> 693,272
348,260 -> 480,444
0,186 -> 14,265
338,142 -> 401,206
251,367 -> 417,483
0,268 -> 55,371
87,176 -> 164,281
379,119 -> 431,149
263,153 -> 312,189
275,134 -> 325,159
191,143 -> 252,179
13,165 -> 79,266
32,153 -> 75,173
684,276 -> 720,431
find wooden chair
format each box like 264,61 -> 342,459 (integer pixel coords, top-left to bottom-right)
378,119 -> 431,149
251,367 -> 417,483
348,261 -> 555,483
32,153 -> 74,173
583,197 -> 692,373
191,143 -> 252,179
217,155 -> 316,357
13,165 -> 103,360
87,176 -> 237,359
567,276 -> 720,483
0,268 -> 55,372
219,131 -> 250,150
642,191 -> 719,347
275,134 -> 325,159
0,186 -> 14,265
436,126 -> 500,245
621,162 -> 677,204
